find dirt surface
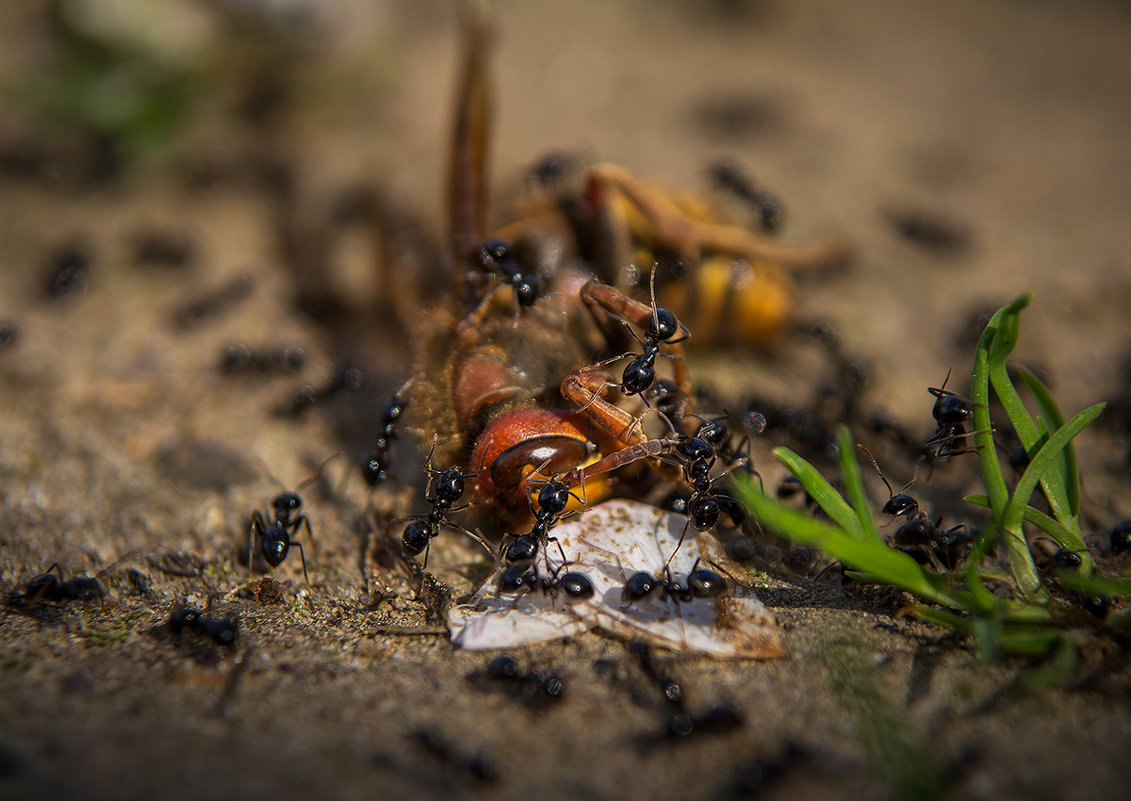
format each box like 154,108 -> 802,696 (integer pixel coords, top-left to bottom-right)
2,1 -> 1130,799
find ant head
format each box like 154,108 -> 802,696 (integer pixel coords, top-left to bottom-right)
1111,521 -> 1131,554
433,467 -> 466,504
694,417 -> 728,448
649,307 -> 679,341
623,570 -> 657,601
513,274 -> 539,307
536,480 -> 570,517
473,237 -> 510,269
273,492 -> 302,513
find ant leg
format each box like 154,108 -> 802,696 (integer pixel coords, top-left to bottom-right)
249,511 -> 268,573
291,541 -> 310,584
296,514 -> 316,553
448,521 -> 498,562
663,517 -> 693,574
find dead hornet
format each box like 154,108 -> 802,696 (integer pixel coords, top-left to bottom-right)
399,6 -> 847,529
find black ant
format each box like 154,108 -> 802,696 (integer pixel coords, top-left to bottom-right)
859,445 -> 920,518
408,729 -> 497,784
0,320 -> 17,350
248,475 -> 318,583
628,641 -> 683,708
281,364 -> 364,417
894,514 -> 972,569
12,563 -> 104,605
924,369 -> 979,458
44,241 -> 91,300
496,559 -> 595,602
665,704 -> 744,740
170,273 -> 256,330
622,558 -> 728,605
707,160 -> 782,232
579,264 -> 690,411
395,451 -> 493,567
167,606 -> 239,647
220,343 -> 305,375
360,382 -> 410,488
480,655 -> 565,704
499,467 -> 589,566
1110,521 -> 1131,555
471,238 -> 539,312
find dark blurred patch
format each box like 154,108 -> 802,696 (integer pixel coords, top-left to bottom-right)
169,273 -> 256,331
884,207 -> 971,255
154,437 -> 256,490
691,94 -> 783,141
0,321 -> 16,350
44,241 -> 91,300
131,228 -> 198,270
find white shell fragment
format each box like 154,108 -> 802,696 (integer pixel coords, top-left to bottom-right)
448,499 -> 783,658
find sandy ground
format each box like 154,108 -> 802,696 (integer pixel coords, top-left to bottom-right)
1,1 -> 1130,799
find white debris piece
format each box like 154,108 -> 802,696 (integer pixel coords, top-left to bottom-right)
449,499 -> 783,658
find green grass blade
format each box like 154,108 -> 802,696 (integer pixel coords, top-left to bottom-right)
835,427 -> 883,544
734,475 -> 954,607
1055,573 -> 1131,598
987,298 -> 1077,529
964,494 -> 1079,543
1015,365 -> 1080,516
970,301 -> 1017,517
771,447 -> 864,538
1002,403 -> 1105,535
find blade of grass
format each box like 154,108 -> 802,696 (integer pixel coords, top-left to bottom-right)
1055,573 -> 1131,598
971,295 -> 1029,518
1014,365 -> 1080,516
1002,403 -> 1105,535
987,299 -> 1076,529
964,494 -> 1079,544
771,447 -> 864,538
835,427 -> 883,544
735,475 -> 954,607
